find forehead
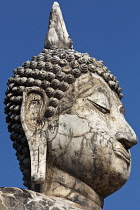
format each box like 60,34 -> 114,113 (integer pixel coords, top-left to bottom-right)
74,72 -> 122,105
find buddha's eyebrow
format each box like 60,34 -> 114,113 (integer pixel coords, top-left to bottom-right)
78,85 -> 109,98
92,86 -> 109,94
77,86 -> 94,97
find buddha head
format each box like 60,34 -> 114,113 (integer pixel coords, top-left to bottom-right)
4,2 -> 137,200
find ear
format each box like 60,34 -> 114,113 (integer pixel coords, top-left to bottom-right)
21,87 -> 49,183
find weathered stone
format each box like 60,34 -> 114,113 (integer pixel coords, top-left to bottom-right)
3,1 -> 138,210
44,2 -> 73,50
0,187 -> 82,210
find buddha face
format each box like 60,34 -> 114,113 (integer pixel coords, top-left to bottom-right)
48,72 -> 137,197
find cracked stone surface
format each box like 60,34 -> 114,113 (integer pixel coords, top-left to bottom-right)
0,187 -> 82,210
44,2 -> 72,49
3,1 -> 138,210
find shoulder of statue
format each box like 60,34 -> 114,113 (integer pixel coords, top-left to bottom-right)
0,187 -> 82,210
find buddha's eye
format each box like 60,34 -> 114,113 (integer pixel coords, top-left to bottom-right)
87,98 -> 110,114
119,105 -> 125,116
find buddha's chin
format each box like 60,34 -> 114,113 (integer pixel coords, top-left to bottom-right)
104,168 -> 130,197
90,162 -> 131,198
108,155 -> 131,187
101,152 -> 131,197
92,171 -> 130,198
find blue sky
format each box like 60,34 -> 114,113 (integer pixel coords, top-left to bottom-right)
0,1 -> 140,209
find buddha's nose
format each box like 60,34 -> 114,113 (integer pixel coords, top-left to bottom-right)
115,123 -> 138,149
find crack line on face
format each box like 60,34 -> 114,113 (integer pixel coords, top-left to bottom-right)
56,135 -> 73,159
57,131 -> 92,138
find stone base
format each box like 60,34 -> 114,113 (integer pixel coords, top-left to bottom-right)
0,187 -> 82,210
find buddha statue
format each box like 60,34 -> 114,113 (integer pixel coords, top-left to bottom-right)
2,2 -> 137,210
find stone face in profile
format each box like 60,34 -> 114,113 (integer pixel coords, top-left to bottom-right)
46,72 -> 136,197
3,2 -> 137,210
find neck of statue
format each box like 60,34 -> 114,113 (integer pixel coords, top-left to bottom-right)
39,163 -> 104,210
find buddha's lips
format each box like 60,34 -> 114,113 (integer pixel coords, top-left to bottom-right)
113,142 -> 131,164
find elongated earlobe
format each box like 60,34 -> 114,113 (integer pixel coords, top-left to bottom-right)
21,87 -> 49,183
